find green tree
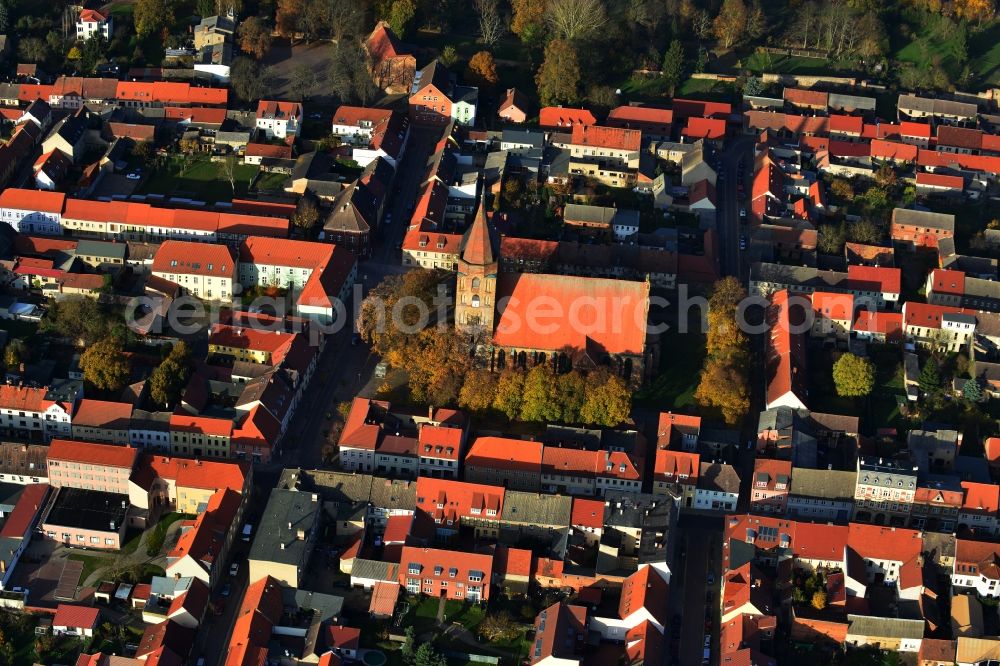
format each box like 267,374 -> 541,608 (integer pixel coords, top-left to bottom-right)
17,37 -> 49,64
386,0 -> 416,38
832,353 -> 875,397
661,39 -> 684,96
493,369 -> 525,420
458,368 -> 499,412
556,370 -> 587,423
134,0 -> 172,38
579,371 -> 631,426
148,342 -> 193,407
411,642 -> 447,666
536,39 -> 580,106
520,365 -> 560,421
919,357 -> 941,395
511,0 -> 545,44
480,611 -> 519,641
817,223 -> 846,255
80,337 -> 130,392
238,16 -> 273,59
439,45 -> 459,68
3,339 -> 27,369
963,377 -> 983,402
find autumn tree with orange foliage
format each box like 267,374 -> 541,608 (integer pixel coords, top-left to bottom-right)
466,51 -> 499,87
695,277 -> 751,426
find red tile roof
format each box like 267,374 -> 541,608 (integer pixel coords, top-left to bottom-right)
846,264 -> 902,295
244,143 -> 292,159
683,117 -> 726,140
811,291 -> 853,321
619,566 -> 668,626
415,477 -> 504,526
937,125 -> 983,150
570,497 -> 604,530
327,625 -> 361,651
135,454 -> 248,494
493,273 -> 649,355
339,397 -> 391,451
418,424 -> 462,461
152,241 -> 234,278
0,188 -> 65,213
169,412 -> 233,437
225,576 -> 284,666
539,107 -> 596,130
607,105 -> 673,130
672,98 -> 731,119
72,399 -> 132,429
654,449 -> 700,483
900,121 -> 932,138
116,81 -> 227,106
962,481 -> 1000,512
257,100 -> 302,121
369,580 -> 400,617
986,437 -> 1000,465
48,439 -> 138,468
570,124 -> 641,151
783,88 -> 828,108
53,604 -> 100,629
870,139 -> 918,161
398,546 -> 494,591
847,523 -> 922,562
929,268 -> 965,295
902,301 -> 965,328
917,171 -> 964,189
752,458 -> 792,492
0,483 -> 48,538
79,8 -> 108,22
464,436 -> 543,474
765,290 -> 807,408
494,544 -> 532,577
829,115 -> 863,135
853,311 -> 902,340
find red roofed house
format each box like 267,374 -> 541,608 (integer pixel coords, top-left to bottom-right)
540,446 -> 641,496
539,106 -> 597,131
829,114 -> 864,139
326,625 -> 361,661
256,100 -> 302,141
33,150 -> 71,190
845,523 -> 923,599
566,124 -> 641,169
953,539 -> 1000,598
682,117 -> 727,141
47,439 -> 138,494
338,397 -> 395,473
238,236 -> 357,325
591,565 -> 668,640
464,436 -> 543,492
606,105 -> 673,140
77,9 -> 111,40
71,399 -> 133,445
151,240 -> 235,301
166,488 -> 241,587
765,290 -> 808,411
926,268 -> 966,307
853,311 -> 903,344
653,450 -> 699,506
53,604 -> 100,637
846,264 -> 902,309
0,187 -> 66,235
0,385 -> 75,441
224,576 -> 284,666
494,544 -> 532,596
810,291 -> 854,340
365,21 -> 416,94
0,483 -> 50,589
414,477 -> 504,539
750,459 -> 792,514
400,546 -> 493,601
986,437 -> 1000,475
959,481 -> 1000,536
530,602 -> 588,665
916,171 -> 964,193
243,143 -> 293,166
498,88 -> 532,124
369,580 -> 400,618
900,121 -> 932,147
656,412 -> 702,451
408,60 -> 478,127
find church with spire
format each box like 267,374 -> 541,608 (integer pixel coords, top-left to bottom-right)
454,193 -> 499,333
451,195 -> 656,385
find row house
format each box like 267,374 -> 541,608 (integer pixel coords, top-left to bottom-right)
329,105 -> 410,168
891,208 -> 956,250
786,467 -> 856,522
0,384 -> 76,441
909,476 -> 962,533
71,399 -> 132,445
151,240 -> 235,302
927,268 -> 1000,313
400,546 -> 492,601
765,290 -> 808,411
750,263 -> 901,310
540,446 -> 641,497
408,60 -> 478,127
47,439 -> 138,494
852,457 -> 918,527
15,79 -> 227,109
750,459 -> 792,514
953,539 -> 1000,599
464,436 -> 544,492
958,481 -> 1000,536
414,477 -> 504,539
1,191 -> 290,242
169,414 -> 232,460
902,301 -> 976,351
652,449 -> 699,507
166,488 -> 242,588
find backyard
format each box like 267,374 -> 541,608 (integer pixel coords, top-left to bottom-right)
635,325 -> 708,412
137,157 -> 261,203
807,345 -> 909,435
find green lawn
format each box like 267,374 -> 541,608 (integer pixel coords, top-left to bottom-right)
138,158 -> 259,203
807,345 -> 908,435
969,22 -> 1000,86
121,528 -> 142,555
66,553 -> 112,584
146,512 -> 193,557
893,8 -> 970,82
255,171 -> 290,193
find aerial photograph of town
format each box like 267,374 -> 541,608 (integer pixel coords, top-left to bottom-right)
4,0 -> 1000,665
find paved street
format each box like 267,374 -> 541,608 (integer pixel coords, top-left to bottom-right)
672,516 -> 723,666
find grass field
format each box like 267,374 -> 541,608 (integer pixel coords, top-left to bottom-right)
66,552 -> 112,584
744,52 -> 836,75
635,327 -> 707,411
138,158 -> 259,203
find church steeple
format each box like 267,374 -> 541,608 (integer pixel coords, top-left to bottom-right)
455,190 -> 499,334
459,191 -> 498,267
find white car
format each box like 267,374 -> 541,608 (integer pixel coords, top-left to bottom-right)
126,172 -> 141,180
230,563 -> 239,577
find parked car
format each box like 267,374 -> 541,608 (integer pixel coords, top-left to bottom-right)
126,172 -> 141,181
707,572 -> 714,585
230,563 -> 239,577
221,583 -> 231,597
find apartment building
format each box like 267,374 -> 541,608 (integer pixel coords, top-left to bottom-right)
151,241 -> 235,301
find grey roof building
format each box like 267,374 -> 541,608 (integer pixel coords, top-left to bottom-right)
248,487 -> 320,588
